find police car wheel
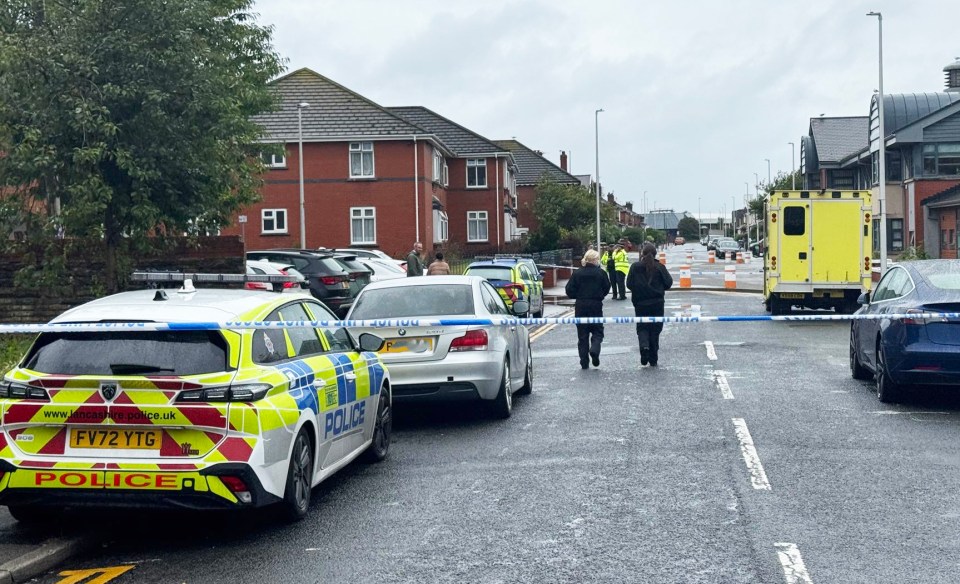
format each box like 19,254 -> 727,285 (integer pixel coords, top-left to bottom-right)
516,347 -> 533,396
490,359 -> 513,419
7,504 -> 59,525
362,384 -> 391,463
282,429 -> 314,521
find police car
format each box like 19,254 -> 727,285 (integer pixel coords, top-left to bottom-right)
0,274 -> 391,522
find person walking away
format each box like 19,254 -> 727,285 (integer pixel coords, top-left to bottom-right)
565,249 -> 611,369
406,242 -> 425,277
613,244 -> 630,300
626,242 -> 673,366
427,252 -> 451,275
600,246 -> 617,298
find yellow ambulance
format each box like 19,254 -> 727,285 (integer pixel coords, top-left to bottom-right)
763,190 -> 873,314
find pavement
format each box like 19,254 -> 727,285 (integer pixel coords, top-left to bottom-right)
0,244 -> 759,582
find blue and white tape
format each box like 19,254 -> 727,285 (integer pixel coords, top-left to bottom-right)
1,312 -> 959,333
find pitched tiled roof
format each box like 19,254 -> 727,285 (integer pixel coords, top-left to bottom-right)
809,117 -> 868,164
388,107 -> 507,157
492,140 -> 581,186
251,68 -> 426,142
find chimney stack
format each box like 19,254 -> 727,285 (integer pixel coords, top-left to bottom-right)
625,202 -> 633,211
560,151 -> 568,171
607,193 -> 615,204
946,58 -> 960,92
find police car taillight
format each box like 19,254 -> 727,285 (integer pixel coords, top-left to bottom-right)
176,384 -> 271,403
450,329 -> 488,351
0,381 -> 49,401
220,476 -> 252,504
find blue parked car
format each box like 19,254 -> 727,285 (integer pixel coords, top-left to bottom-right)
850,260 -> 960,402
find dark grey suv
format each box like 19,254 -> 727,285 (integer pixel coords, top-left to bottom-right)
246,250 -> 353,317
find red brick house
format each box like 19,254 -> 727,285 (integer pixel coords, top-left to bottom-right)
222,68 -> 521,258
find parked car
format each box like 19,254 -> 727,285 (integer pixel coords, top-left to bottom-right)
850,260 -> 960,403
246,250 -> 353,317
749,238 -> 765,257
714,239 -> 741,260
245,260 -> 307,293
0,284 -> 390,522
327,248 -> 404,268
329,253 -> 373,302
346,275 -> 532,418
464,259 -> 544,318
358,258 -> 407,282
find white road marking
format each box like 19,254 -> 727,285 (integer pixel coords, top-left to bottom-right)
704,341 -> 717,361
774,542 -> 814,583
732,418 -> 771,490
872,411 -> 950,415
713,371 -> 734,400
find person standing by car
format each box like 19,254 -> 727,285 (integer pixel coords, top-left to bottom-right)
626,242 -> 673,367
406,242 -> 425,277
426,252 -> 451,275
565,249 -> 611,370
600,245 -> 617,298
613,244 -> 630,300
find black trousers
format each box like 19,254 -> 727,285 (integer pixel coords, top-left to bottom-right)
634,302 -> 665,362
575,301 -> 604,366
607,268 -> 617,296
614,271 -> 626,299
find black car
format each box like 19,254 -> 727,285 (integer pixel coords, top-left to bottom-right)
329,253 -> 373,303
246,250 -> 353,317
850,260 -> 960,403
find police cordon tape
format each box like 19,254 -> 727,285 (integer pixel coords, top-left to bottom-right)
1,312 -> 959,334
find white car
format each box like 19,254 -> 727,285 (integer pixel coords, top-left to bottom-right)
357,258 -> 407,282
345,275 -> 532,419
246,260 -> 308,293
328,248 -> 405,268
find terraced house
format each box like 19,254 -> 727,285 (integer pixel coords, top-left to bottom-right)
222,68 -> 521,258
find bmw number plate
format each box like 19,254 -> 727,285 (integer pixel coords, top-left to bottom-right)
382,337 -> 434,354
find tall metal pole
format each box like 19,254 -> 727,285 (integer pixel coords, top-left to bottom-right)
868,11 -> 888,274
297,102 -> 309,249
765,159 -> 771,190
594,108 -> 604,250
698,197 -> 702,240
788,142 -> 796,189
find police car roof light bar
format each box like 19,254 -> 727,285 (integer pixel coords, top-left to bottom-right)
131,271 -> 301,284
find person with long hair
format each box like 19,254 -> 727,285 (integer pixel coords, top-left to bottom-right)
626,242 -> 673,366
565,249 -> 611,369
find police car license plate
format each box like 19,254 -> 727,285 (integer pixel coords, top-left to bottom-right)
70,428 -> 161,450
382,337 -> 434,354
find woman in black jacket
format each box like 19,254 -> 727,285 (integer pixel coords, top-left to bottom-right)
565,249 -> 611,369
626,242 -> 673,366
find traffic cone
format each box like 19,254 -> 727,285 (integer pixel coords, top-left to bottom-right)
708,250 -> 716,264
680,265 -> 692,288
724,264 -> 736,289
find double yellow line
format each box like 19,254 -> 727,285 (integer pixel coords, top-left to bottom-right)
529,308 -> 573,343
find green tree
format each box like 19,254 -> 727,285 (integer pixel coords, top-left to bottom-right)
529,177 -> 614,251
621,227 -> 645,246
0,0 -> 284,291
644,228 -> 666,245
677,216 -> 700,239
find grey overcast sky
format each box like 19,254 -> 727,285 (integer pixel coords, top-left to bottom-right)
252,0 -> 958,218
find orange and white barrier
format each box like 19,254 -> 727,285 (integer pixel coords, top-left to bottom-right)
724,264 -> 736,289
659,251 -> 667,266
679,265 -> 692,288
686,251 -> 694,263
736,252 -> 744,264
708,250 -> 716,264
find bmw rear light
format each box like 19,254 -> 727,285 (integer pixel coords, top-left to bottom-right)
0,381 -> 48,400
176,384 -> 271,403
450,329 -> 488,351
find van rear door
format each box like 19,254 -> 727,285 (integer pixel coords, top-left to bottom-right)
778,202 -> 811,284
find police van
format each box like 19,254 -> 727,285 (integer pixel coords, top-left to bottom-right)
763,190 -> 873,314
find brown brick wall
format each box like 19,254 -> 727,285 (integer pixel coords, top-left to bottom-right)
914,179 -> 960,246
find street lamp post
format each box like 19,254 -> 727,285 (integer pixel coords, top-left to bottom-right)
731,195 -> 736,237
788,142 -> 796,189
868,11 -> 888,275
297,102 -> 310,249
764,159 -> 771,190
698,197 -> 702,240
594,108 -> 604,250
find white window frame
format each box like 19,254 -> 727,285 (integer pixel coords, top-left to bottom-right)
467,159 -> 487,188
261,148 -> 286,169
349,142 -> 375,178
433,209 -> 449,244
350,207 -> 377,245
467,210 -> 489,242
433,148 -> 444,184
262,209 -> 288,234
